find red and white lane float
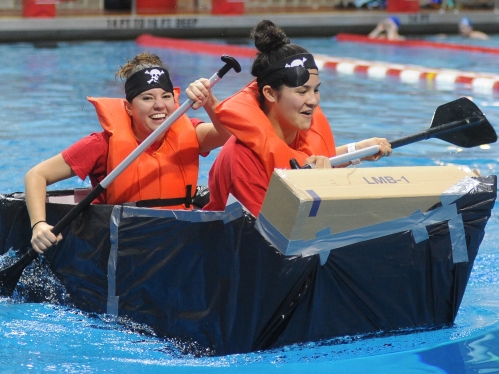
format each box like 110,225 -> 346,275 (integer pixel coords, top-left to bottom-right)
336,33 -> 499,55
314,54 -> 499,94
136,34 -> 499,94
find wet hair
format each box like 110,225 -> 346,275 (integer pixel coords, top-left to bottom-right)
116,52 -> 169,81
250,20 -> 309,105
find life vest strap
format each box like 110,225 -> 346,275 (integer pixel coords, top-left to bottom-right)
131,185 -> 194,208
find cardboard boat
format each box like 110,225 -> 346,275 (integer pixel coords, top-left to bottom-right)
0,165 -> 496,356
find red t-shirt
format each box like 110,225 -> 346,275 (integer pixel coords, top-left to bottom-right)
204,136 -> 270,217
61,118 -> 204,203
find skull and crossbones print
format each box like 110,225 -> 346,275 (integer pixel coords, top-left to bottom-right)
145,69 -> 164,84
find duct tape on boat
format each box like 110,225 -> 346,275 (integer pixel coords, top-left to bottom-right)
121,201 -> 243,224
256,204 -> 467,263
107,205 -> 122,316
256,203 -> 467,265
255,175 -> 481,265
105,201 -> 245,315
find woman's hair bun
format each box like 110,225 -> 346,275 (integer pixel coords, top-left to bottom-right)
252,19 -> 290,54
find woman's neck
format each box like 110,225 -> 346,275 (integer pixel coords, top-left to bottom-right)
132,123 -> 163,150
265,109 -> 297,146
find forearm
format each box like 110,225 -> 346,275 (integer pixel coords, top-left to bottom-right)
197,95 -> 232,152
24,153 -> 75,226
197,122 -> 232,153
25,168 -> 49,226
202,92 -> 219,124
335,144 -> 348,155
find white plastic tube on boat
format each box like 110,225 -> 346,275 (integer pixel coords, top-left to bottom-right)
299,145 -> 380,169
328,145 -> 380,167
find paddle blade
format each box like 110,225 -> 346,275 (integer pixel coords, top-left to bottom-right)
431,97 -> 497,147
0,248 -> 38,296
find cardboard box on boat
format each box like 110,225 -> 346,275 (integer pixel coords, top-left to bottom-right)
256,165 -> 481,257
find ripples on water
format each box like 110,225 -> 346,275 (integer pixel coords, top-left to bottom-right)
0,36 -> 499,372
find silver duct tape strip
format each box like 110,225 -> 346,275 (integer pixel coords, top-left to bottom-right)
286,204 -> 456,256
256,175 -> 476,265
222,200 -> 245,224
438,176 -> 478,264
105,201 -> 244,314
257,203 -> 465,265
107,205 -> 122,316
449,214 -> 468,263
440,176 -> 480,206
121,200 -> 243,224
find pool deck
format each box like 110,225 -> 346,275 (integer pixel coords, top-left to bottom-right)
0,7 -> 498,42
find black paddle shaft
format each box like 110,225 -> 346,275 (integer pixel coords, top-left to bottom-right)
0,185 -> 106,295
390,115 -> 488,149
390,97 -> 497,149
51,185 -> 105,236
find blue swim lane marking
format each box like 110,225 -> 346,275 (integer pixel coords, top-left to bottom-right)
306,190 -> 321,217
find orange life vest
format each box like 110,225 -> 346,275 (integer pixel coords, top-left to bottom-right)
87,87 -> 200,208
215,81 -> 337,179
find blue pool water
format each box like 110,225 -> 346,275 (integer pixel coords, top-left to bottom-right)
1,35 -> 499,372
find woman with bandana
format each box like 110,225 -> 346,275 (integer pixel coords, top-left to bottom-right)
26,52 -> 230,254
204,20 -> 392,217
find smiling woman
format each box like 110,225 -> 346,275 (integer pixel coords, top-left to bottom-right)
204,19 -> 393,216
24,51 -> 231,255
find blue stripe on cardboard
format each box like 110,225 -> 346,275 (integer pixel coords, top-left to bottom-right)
306,189 -> 321,217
